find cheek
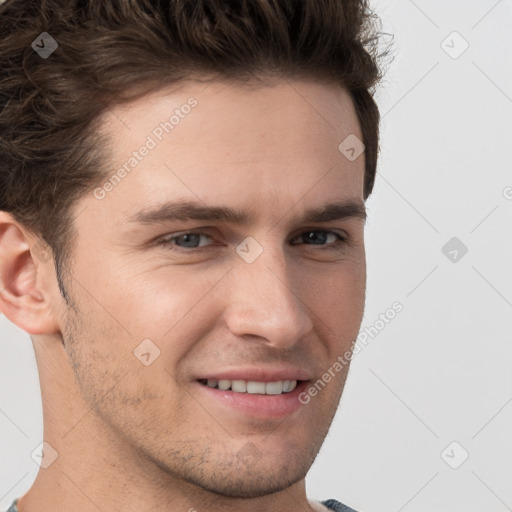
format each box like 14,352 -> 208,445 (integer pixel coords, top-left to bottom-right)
301,255 -> 366,308
301,259 -> 366,348
74,249 -> 224,339
63,300 -> 184,420
316,286 -> 364,340
126,269 -> 226,343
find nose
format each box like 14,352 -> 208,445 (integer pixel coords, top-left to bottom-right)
223,243 -> 314,349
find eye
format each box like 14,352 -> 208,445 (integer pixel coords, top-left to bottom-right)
157,229 -> 347,252
290,230 -> 347,249
159,232 -> 214,250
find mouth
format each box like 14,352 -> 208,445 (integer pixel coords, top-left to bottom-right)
197,378 -> 299,395
194,377 -> 310,418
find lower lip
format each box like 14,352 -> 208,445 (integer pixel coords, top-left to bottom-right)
194,380 -> 309,418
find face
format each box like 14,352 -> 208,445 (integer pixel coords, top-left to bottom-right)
56,78 -> 367,498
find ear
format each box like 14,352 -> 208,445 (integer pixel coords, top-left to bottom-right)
0,212 -> 61,335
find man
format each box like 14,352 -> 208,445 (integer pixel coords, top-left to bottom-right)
0,1 -> 385,511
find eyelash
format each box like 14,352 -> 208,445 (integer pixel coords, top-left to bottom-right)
157,230 -> 348,253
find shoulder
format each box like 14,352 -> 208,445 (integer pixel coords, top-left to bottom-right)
3,499 -> 18,512
321,498 -> 360,512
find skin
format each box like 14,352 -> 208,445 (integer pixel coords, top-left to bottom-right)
0,78 -> 367,512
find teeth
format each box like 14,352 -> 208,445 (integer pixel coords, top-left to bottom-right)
218,379 -> 231,391
265,381 -> 283,395
247,381 -> 266,394
231,380 -> 247,392
283,380 -> 297,392
201,379 -> 298,395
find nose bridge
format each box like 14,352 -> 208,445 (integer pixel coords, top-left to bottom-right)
225,239 -> 314,347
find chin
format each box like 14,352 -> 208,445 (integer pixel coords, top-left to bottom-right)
184,461 -> 309,498
169,439 -> 318,499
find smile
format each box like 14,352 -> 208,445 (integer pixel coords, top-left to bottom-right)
197,378 -> 298,395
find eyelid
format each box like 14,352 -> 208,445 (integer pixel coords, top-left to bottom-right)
157,230 -> 215,248
157,228 -> 349,252
158,226 -> 348,239
291,227 -> 348,240
289,230 -> 346,244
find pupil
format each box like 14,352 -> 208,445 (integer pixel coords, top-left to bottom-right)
305,231 -> 326,244
179,234 -> 200,247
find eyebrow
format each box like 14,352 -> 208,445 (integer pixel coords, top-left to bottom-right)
127,199 -> 367,226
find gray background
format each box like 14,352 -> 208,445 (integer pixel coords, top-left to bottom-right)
1,1 -> 511,511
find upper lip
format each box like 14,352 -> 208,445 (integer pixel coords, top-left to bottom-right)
196,365 -> 312,383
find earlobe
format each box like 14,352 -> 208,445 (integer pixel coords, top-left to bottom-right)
0,213 -> 61,335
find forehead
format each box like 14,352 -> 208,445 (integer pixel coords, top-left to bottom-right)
101,77 -> 362,160
79,78 -> 365,229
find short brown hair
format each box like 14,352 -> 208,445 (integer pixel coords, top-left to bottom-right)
0,0 -> 387,301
